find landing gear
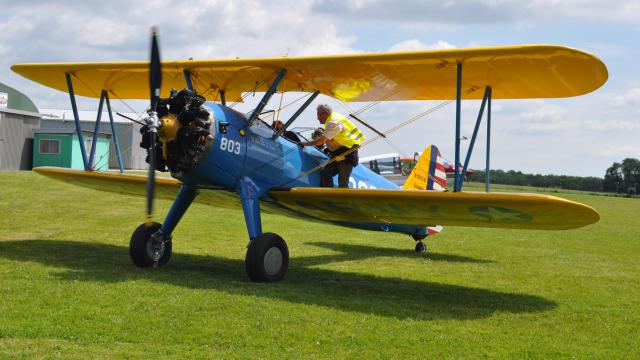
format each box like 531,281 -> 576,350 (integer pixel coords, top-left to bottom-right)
130,222 -> 172,267
245,232 -> 289,282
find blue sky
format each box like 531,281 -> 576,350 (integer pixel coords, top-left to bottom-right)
1,0 -> 638,176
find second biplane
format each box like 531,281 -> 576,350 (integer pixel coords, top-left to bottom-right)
11,30 -> 607,282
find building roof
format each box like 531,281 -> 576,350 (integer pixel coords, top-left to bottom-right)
33,128 -> 111,137
40,108 -> 140,124
0,107 -> 42,117
0,82 -> 38,113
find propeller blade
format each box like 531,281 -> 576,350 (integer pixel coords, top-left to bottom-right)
146,132 -> 156,221
149,26 -> 162,112
146,26 -> 161,223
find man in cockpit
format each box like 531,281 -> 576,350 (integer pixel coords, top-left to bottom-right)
272,119 -> 302,142
272,120 -> 284,131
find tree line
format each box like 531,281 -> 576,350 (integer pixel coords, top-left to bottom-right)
465,157 -> 640,194
467,170 -> 604,192
602,158 -> 640,195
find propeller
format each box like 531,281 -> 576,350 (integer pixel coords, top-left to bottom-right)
145,26 -> 162,224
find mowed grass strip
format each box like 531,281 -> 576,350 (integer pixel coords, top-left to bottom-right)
0,171 -> 638,358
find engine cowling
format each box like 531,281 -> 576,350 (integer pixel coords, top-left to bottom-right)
140,89 -> 214,174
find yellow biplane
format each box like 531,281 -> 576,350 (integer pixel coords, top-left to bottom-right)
12,30 -> 607,282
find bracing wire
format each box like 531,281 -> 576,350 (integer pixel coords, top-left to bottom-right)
350,88 -> 403,116
189,71 -> 218,99
244,85 -> 479,185
307,85 -> 480,184
244,94 -> 463,186
229,78 -> 269,109
330,89 -> 405,156
291,99 -> 455,181
278,91 -> 313,112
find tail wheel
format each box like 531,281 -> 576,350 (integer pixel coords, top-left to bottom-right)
130,222 -> 172,267
245,232 -> 289,282
415,241 -> 427,253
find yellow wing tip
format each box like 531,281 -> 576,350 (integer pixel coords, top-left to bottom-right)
578,203 -> 600,226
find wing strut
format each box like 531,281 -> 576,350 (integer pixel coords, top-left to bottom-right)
454,63 -> 462,191
457,86 -> 491,191
64,74 -> 125,173
486,91 -> 492,192
182,70 -> 194,91
65,73 -> 90,170
452,62 -> 493,192
104,92 -> 125,174
246,69 -> 287,126
273,90 -> 320,140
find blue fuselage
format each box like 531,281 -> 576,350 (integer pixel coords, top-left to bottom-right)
177,103 -> 425,237
183,103 -> 398,191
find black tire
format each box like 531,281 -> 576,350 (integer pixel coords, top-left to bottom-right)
415,241 -> 427,253
129,222 -> 172,267
245,232 -> 289,282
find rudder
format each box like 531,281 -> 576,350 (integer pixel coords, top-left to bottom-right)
402,145 -> 447,191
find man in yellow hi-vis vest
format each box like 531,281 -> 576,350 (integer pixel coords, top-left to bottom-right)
299,104 -> 365,187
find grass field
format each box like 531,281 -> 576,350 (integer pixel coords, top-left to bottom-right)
1,171 -> 638,358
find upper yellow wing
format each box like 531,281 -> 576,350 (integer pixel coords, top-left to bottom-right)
269,188 -> 600,230
12,45 -> 607,102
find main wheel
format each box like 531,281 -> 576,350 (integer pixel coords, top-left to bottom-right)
245,232 -> 289,282
414,241 -> 427,253
130,222 -> 172,267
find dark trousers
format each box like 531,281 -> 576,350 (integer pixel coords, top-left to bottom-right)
321,146 -> 359,188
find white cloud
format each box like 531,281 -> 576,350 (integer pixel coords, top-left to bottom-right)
311,0 -> 640,24
613,87 -> 640,107
0,0 -> 358,109
76,18 -> 139,47
494,101 -> 573,134
312,0 -> 524,24
526,0 -> 640,23
599,144 -> 640,158
583,119 -> 640,132
388,39 -> 455,52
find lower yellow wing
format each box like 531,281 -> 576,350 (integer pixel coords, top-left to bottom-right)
33,167 -> 599,230
32,167 -> 241,209
269,188 -> 599,230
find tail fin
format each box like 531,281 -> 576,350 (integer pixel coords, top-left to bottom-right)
402,145 -> 447,191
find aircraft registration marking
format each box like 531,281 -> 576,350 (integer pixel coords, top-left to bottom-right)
220,137 -> 241,155
348,177 -> 377,189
